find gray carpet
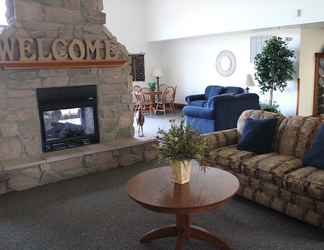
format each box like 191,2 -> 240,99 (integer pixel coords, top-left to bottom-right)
0,162 -> 324,250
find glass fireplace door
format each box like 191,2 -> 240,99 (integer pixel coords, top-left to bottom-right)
43,107 -> 95,143
37,85 -> 99,152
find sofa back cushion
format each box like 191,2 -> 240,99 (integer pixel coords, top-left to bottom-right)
237,110 -> 321,159
222,86 -> 245,95
276,116 -> 321,159
205,86 -> 224,100
212,94 -> 260,131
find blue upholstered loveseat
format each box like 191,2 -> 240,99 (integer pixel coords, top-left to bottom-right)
183,93 -> 260,134
185,85 -> 244,107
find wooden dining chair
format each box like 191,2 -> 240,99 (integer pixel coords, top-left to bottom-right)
170,86 -> 177,112
135,88 -> 153,114
133,85 -> 142,92
159,84 -> 168,92
155,86 -> 174,115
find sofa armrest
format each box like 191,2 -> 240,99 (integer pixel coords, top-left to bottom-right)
183,106 -> 215,119
185,94 -> 206,103
201,128 -> 239,150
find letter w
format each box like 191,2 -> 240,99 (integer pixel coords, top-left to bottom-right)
0,38 -> 15,61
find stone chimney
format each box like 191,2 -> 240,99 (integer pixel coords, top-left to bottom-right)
0,0 -> 159,198
6,0 -> 106,25
0,0 -> 133,161
2,0 -> 128,57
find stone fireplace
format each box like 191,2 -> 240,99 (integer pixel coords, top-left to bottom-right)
0,0 -> 157,195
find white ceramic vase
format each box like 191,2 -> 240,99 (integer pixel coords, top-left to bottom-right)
170,160 -> 192,184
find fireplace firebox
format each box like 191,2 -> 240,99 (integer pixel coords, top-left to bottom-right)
37,85 -> 100,152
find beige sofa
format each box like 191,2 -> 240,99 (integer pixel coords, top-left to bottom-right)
203,110 -> 324,227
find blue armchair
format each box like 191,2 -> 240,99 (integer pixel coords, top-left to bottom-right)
185,85 -> 244,107
183,93 -> 260,134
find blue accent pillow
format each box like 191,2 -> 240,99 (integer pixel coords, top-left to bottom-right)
238,118 -> 278,154
304,125 -> 324,169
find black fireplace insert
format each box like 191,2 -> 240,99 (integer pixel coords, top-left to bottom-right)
37,85 -> 100,152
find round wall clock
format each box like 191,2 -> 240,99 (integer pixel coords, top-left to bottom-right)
216,50 -> 237,77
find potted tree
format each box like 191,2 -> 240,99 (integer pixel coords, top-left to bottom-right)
254,36 -> 295,113
157,120 -> 207,184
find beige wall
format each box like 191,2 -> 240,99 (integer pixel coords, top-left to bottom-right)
102,0 -> 324,110
104,0 -> 147,53
149,27 -> 301,116
299,25 -> 324,116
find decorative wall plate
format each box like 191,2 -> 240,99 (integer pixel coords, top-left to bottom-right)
216,50 -> 237,77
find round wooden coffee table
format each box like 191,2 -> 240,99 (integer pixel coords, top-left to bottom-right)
127,166 -> 240,250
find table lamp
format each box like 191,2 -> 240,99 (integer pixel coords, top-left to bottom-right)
152,68 -> 163,91
246,74 -> 255,93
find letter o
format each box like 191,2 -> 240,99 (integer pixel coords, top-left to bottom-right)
68,39 -> 86,60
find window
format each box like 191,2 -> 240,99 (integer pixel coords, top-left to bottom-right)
250,36 -> 271,63
129,54 -> 145,82
0,1 -> 7,26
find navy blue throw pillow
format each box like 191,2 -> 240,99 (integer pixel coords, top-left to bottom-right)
304,125 -> 324,169
237,118 -> 277,154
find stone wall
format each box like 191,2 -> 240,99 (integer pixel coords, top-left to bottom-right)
0,140 -> 158,195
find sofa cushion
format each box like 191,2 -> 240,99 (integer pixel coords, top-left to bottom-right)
304,124 -> 324,169
307,170 -> 324,200
237,110 -> 321,159
238,118 -> 278,154
209,145 -> 255,172
276,116 -> 320,159
283,167 -> 324,200
204,129 -> 238,149
205,86 -> 224,100
283,167 -> 317,194
222,86 -> 244,95
189,100 -> 207,107
241,154 -> 301,181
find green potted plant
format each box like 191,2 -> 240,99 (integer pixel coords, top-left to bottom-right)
148,80 -> 156,91
157,119 -> 207,184
260,102 -> 281,114
254,36 -> 295,112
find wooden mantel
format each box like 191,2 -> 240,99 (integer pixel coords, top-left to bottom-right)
0,60 -> 127,70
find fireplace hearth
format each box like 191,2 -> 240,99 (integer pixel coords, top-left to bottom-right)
37,86 -> 100,152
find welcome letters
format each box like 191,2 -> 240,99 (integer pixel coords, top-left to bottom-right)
0,38 -> 117,62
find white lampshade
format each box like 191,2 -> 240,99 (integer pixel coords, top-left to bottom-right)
246,74 -> 255,87
152,68 -> 163,78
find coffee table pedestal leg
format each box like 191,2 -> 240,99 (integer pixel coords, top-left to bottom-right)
140,226 -> 177,243
140,213 -> 230,250
190,225 -> 230,250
